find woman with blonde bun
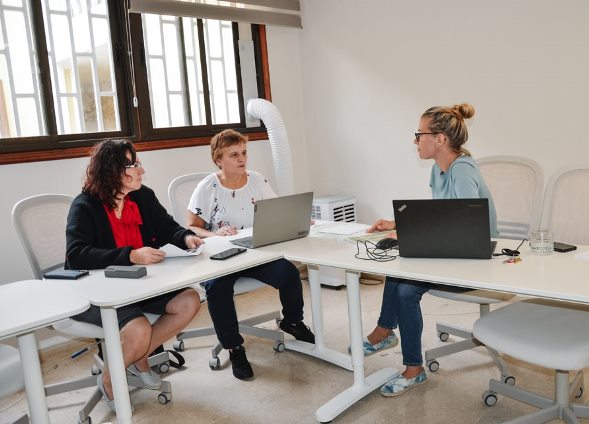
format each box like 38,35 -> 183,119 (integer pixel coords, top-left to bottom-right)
363,104 -> 498,397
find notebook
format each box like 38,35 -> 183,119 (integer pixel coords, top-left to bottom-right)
393,198 -> 496,259
231,192 -> 313,249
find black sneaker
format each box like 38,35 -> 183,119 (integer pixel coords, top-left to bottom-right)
279,320 -> 315,344
229,345 -> 253,380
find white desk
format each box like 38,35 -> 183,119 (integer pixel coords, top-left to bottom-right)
64,235 -> 307,424
284,236 -> 589,422
0,280 -> 90,424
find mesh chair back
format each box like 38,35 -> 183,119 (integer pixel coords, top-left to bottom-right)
478,156 -> 543,239
541,165 -> 589,245
12,194 -> 74,279
167,172 -> 210,223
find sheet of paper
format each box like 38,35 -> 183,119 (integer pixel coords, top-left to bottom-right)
161,243 -> 203,257
317,223 -> 370,235
346,230 -> 393,244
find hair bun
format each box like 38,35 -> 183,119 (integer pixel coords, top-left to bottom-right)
452,103 -> 475,119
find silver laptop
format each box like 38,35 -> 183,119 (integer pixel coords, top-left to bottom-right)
231,192 -> 314,249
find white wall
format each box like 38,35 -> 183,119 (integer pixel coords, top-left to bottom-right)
298,0 -> 589,223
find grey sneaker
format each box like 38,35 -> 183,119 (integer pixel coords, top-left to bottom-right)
97,374 -> 116,413
127,363 -> 161,389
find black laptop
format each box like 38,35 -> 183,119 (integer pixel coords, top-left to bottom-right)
393,199 -> 496,259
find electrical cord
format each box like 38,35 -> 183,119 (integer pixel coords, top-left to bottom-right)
355,240 -> 398,262
492,238 -> 527,258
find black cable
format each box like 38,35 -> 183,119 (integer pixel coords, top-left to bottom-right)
355,240 -> 398,262
493,238 -> 527,258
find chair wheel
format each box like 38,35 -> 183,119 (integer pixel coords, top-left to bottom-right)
276,318 -> 282,326
173,340 -> 185,352
483,390 -> 497,406
209,357 -> 221,370
503,375 -> 516,386
158,362 -> 170,374
91,365 -> 100,375
438,331 -> 449,342
158,392 -> 172,405
427,360 -> 440,373
576,386 -> 584,398
78,417 -> 92,424
273,341 -> 285,352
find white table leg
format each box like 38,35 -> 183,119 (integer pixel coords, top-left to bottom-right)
315,271 -> 398,423
17,332 -> 50,424
100,307 -> 132,424
285,264 -> 353,371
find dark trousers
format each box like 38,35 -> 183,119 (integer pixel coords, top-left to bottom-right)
203,258 -> 304,349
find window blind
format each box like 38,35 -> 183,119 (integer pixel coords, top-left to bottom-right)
129,0 -> 302,28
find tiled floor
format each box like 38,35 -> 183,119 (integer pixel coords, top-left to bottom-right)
0,280 -> 581,423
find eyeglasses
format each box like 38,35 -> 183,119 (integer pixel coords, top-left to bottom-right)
125,161 -> 142,169
414,132 -> 437,142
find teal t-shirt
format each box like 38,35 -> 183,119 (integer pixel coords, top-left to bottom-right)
429,156 -> 499,237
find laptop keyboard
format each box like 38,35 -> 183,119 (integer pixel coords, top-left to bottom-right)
231,236 -> 254,249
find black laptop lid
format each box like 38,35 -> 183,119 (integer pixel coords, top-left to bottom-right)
393,199 -> 493,259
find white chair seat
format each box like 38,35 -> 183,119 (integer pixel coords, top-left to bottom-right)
474,299 -> 589,371
429,288 -> 512,305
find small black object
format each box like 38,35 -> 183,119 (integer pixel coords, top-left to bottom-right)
104,265 -> 147,278
375,238 -> 398,250
44,269 -> 89,280
210,247 -> 247,260
554,242 -> 577,253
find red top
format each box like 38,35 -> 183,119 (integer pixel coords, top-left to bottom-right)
103,198 -> 144,249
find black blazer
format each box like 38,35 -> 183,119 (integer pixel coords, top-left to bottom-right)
66,185 -> 194,270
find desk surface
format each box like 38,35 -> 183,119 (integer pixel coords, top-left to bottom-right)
0,279 -> 90,339
65,232 -> 311,307
285,237 -> 589,304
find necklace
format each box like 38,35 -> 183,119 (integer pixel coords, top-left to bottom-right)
114,202 -> 124,219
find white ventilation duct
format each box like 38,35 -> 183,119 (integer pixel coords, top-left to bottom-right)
246,99 -> 294,196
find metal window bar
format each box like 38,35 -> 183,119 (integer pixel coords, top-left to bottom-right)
62,4 -> 85,132
22,0 -> 45,136
183,17 -> 204,125
81,0 -> 104,132
0,1 -> 47,138
0,3 -> 21,136
44,5 -> 67,134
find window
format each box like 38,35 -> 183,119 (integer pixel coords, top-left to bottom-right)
0,0 -> 270,164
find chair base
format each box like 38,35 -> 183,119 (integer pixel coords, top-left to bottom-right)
424,304 -> 511,381
484,370 -> 589,423
176,310 -> 284,368
43,342 -> 174,423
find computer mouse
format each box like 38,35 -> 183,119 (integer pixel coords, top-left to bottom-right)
375,238 -> 398,250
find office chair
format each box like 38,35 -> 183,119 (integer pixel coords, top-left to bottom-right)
472,164 -> 589,423
167,173 -> 285,369
12,194 -> 172,424
425,156 -> 544,377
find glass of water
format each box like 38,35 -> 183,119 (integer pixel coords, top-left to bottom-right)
529,228 -> 554,255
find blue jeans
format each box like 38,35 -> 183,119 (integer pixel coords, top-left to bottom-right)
377,277 -> 431,366
203,258 -> 304,349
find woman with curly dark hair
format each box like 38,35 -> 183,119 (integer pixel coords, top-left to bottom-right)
66,139 -> 202,411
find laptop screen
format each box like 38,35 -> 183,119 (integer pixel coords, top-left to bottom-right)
231,192 -> 313,248
393,198 -> 494,259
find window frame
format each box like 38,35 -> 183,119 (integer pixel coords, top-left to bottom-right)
0,0 -> 271,165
